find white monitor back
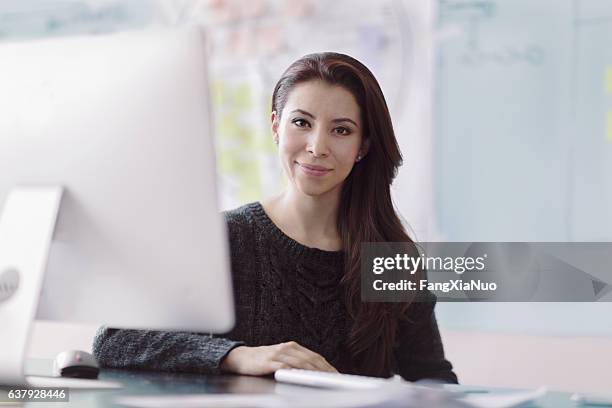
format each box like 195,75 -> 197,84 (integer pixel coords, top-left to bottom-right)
0,28 -> 235,333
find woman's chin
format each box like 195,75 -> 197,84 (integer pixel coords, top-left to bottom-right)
293,180 -> 340,198
297,186 -> 328,197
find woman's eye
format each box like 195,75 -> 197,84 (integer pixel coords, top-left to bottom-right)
334,127 -> 351,136
292,118 -> 309,128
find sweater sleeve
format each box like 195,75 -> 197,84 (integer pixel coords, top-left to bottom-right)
394,295 -> 458,384
92,326 -> 244,374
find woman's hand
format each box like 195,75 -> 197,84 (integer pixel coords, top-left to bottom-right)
220,341 -> 338,376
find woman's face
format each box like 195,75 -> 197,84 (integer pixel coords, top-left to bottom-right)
272,80 -> 367,198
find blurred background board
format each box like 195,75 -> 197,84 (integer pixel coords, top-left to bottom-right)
435,0 -> 573,242
0,0 -> 423,216
434,0 -> 612,335
435,0 -> 612,242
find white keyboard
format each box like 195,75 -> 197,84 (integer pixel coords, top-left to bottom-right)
274,369 -> 400,390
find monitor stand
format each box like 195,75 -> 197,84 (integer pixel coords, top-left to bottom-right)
0,187 -> 63,385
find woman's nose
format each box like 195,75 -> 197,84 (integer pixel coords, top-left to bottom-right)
307,129 -> 330,158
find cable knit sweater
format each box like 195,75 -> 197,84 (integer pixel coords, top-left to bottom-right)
92,202 -> 458,383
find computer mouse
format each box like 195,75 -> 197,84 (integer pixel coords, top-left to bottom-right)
53,350 -> 100,379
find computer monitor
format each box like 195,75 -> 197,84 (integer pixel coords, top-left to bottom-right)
0,28 -> 235,384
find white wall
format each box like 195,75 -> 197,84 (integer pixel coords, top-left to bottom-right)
440,328 -> 612,394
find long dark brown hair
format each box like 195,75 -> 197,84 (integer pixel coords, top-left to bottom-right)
271,52 -> 415,377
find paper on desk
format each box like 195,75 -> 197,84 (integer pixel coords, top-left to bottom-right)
115,392 -> 398,408
115,385 -> 416,408
116,394 -> 284,408
27,375 -> 122,389
462,386 -> 547,408
114,382 -> 465,408
115,393 -> 390,408
115,384 -> 547,408
274,381 -> 455,407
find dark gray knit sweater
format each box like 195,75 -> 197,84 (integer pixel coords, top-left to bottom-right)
92,202 -> 458,383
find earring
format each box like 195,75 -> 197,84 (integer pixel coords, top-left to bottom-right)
356,155 -> 362,162
274,138 -> 279,145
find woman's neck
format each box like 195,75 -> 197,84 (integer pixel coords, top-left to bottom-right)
262,187 -> 342,251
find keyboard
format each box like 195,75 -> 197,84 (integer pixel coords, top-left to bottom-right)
274,369 -> 401,390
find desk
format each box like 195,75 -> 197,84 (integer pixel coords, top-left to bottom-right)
6,359 -> 579,407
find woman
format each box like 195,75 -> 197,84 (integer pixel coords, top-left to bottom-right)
93,52 -> 458,383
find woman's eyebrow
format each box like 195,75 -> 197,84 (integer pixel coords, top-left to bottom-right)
290,109 -> 359,128
291,109 -> 316,119
332,118 -> 359,128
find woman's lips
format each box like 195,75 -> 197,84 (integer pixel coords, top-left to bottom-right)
298,162 -> 331,177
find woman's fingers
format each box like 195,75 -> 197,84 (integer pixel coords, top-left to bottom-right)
275,342 -> 337,372
272,342 -> 318,370
221,343 -> 337,376
299,348 -> 337,372
266,360 -> 291,373
293,348 -> 335,372
285,342 -> 337,372
272,352 -> 319,371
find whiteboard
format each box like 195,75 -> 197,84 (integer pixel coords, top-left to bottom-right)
434,0 -> 612,335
